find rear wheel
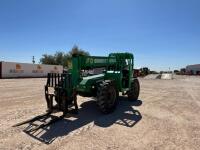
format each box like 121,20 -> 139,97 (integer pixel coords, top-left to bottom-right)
127,79 -> 140,101
96,80 -> 118,114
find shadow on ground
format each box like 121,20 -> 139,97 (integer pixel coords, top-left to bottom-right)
23,97 -> 142,144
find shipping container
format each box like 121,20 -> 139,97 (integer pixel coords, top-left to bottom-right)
0,61 -> 63,78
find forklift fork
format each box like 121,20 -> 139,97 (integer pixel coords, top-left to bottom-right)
13,73 -> 78,131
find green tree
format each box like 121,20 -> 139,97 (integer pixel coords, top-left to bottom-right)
69,45 -> 90,56
40,45 -> 90,67
40,54 -> 56,65
54,51 -> 64,65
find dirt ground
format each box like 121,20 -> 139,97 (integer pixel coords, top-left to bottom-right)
0,75 -> 200,150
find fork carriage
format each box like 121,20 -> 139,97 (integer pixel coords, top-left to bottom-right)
45,73 -> 78,115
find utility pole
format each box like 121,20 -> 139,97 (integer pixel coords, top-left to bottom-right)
32,56 -> 35,64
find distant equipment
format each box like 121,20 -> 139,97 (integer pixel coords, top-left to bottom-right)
134,67 -> 150,77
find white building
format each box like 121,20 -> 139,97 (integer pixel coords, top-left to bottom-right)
186,64 -> 200,75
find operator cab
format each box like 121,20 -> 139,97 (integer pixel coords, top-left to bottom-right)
122,58 -> 132,88
109,53 -> 134,90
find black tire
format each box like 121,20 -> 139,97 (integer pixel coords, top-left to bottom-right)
127,79 -> 140,101
96,80 -> 119,114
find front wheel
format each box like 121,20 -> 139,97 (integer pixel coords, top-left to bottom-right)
127,79 -> 140,101
96,80 -> 119,114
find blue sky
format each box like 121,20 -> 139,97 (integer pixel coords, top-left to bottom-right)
0,0 -> 200,71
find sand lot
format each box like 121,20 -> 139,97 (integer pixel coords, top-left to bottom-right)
0,76 -> 200,150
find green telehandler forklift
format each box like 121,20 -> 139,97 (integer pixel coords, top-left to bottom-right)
13,52 -> 140,131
